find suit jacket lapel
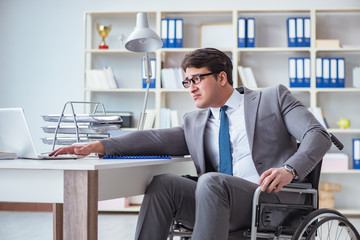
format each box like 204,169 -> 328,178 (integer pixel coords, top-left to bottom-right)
195,109 -> 210,174
237,87 -> 261,153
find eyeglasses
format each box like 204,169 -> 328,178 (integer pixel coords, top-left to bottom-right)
182,72 -> 217,88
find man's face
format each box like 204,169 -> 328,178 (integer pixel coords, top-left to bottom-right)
185,67 -> 224,109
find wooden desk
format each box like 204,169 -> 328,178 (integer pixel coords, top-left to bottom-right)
0,156 -> 196,240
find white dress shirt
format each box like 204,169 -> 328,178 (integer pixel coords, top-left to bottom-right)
204,90 -> 260,183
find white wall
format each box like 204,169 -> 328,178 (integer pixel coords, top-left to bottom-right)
1,0 -> 360,153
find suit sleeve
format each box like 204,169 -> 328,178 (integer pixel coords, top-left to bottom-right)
99,126 -> 189,156
277,84 -> 331,180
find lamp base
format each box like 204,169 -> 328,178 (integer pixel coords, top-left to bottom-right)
99,45 -> 109,49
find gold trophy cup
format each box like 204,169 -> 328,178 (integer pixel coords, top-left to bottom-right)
97,24 -> 111,49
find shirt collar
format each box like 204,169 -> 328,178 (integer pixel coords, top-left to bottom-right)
209,90 -> 242,120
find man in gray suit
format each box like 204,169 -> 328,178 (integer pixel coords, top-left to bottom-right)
51,48 -> 331,240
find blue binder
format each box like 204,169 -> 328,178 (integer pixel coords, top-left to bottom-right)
322,58 -> 330,88
142,58 -> 156,88
238,18 -> 246,48
354,139 -> 360,169
329,58 -> 338,88
303,57 -> 311,87
296,58 -> 304,87
337,58 -> 345,88
175,18 -> 183,48
246,18 -> 255,48
304,17 -> 311,47
296,18 -> 304,47
167,19 -> 176,48
316,58 -> 323,88
161,19 -> 168,48
287,18 -> 296,47
289,58 -> 297,87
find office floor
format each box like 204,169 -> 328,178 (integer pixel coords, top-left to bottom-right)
0,211 -> 359,240
0,211 -> 138,240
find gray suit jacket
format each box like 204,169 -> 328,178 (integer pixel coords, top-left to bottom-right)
101,84 -> 331,181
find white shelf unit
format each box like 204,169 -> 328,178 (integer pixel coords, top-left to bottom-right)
84,9 -> 360,212
320,170 -> 360,217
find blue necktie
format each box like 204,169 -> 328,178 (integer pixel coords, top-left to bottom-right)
219,105 -> 233,175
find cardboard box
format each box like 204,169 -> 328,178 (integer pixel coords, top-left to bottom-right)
321,153 -> 348,171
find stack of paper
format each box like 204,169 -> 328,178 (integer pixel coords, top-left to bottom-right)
238,66 -> 258,89
161,68 -> 184,89
316,39 -> 340,48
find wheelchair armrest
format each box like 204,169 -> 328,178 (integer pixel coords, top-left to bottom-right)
284,182 -> 312,189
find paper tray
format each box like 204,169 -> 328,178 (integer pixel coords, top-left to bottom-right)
42,114 -> 122,123
42,125 -> 120,134
41,136 -> 106,145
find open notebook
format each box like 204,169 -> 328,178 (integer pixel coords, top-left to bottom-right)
0,108 -> 82,159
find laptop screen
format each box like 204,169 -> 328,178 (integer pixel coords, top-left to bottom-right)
0,108 -> 38,158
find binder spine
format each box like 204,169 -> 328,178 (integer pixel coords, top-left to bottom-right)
296,18 -> 304,47
161,19 -> 168,48
304,17 -> 311,47
175,18 -> 183,48
289,57 -> 297,88
353,139 -> 360,169
287,18 -> 296,47
238,18 -> 246,48
329,58 -> 338,88
304,57 -> 311,88
316,58 -> 323,88
246,18 -> 255,48
167,19 -> 176,48
337,58 -> 345,88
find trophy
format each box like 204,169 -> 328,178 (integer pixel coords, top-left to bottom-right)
97,24 -> 111,49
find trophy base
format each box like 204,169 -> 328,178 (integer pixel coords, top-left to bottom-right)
99,45 -> 109,49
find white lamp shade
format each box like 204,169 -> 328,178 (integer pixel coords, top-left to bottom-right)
125,12 -> 163,52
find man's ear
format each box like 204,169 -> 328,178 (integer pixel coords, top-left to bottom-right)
218,71 -> 228,86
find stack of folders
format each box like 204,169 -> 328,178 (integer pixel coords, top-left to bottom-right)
161,18 -> 183,48
160,108 -> 179,129
316,58 -> 345,88
353,139 -> 360,169
287,17 -> 311,47
288,57 -> 311,88
237,18 -> 255,48
142,58 -> 156,88
86,66 -> 118,89
161,68 -> 184,89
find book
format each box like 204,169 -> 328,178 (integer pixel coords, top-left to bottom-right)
243,67 -> 258,88
0,152 -> 18,159
103,66 -> 118,89
86,70 -> 110,89
143,109 -> 156,130
315,39 -> 340,48
309,107 -> 328,129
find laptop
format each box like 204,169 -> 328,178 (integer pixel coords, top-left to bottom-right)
0,108 -> 82,159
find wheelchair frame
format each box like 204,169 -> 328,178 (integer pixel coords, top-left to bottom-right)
168,134 -> 360,239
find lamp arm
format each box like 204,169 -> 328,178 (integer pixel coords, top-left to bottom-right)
138,52 -> 152,130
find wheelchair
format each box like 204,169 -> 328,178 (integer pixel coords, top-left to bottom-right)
168,134 -> 360,240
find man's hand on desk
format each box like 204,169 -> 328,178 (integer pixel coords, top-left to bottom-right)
49,141 -> 106,156
258,167 -> 294,193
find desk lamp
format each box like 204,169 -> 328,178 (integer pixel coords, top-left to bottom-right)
125,12 -> 162,130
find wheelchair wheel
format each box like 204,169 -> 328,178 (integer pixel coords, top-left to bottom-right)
292,209 -> 360,240
300,215 -> 359,239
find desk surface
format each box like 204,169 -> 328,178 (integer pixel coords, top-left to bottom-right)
0,155 -> 192,170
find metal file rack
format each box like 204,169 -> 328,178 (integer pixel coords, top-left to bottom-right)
41,101 -> 122,150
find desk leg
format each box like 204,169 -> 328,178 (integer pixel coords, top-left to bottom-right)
53,203 -> 63,240
64,170 -> 98,240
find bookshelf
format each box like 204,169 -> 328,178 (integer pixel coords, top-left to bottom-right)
84,9 -> 360,213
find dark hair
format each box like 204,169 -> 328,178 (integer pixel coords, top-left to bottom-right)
181,48 -> 233,86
